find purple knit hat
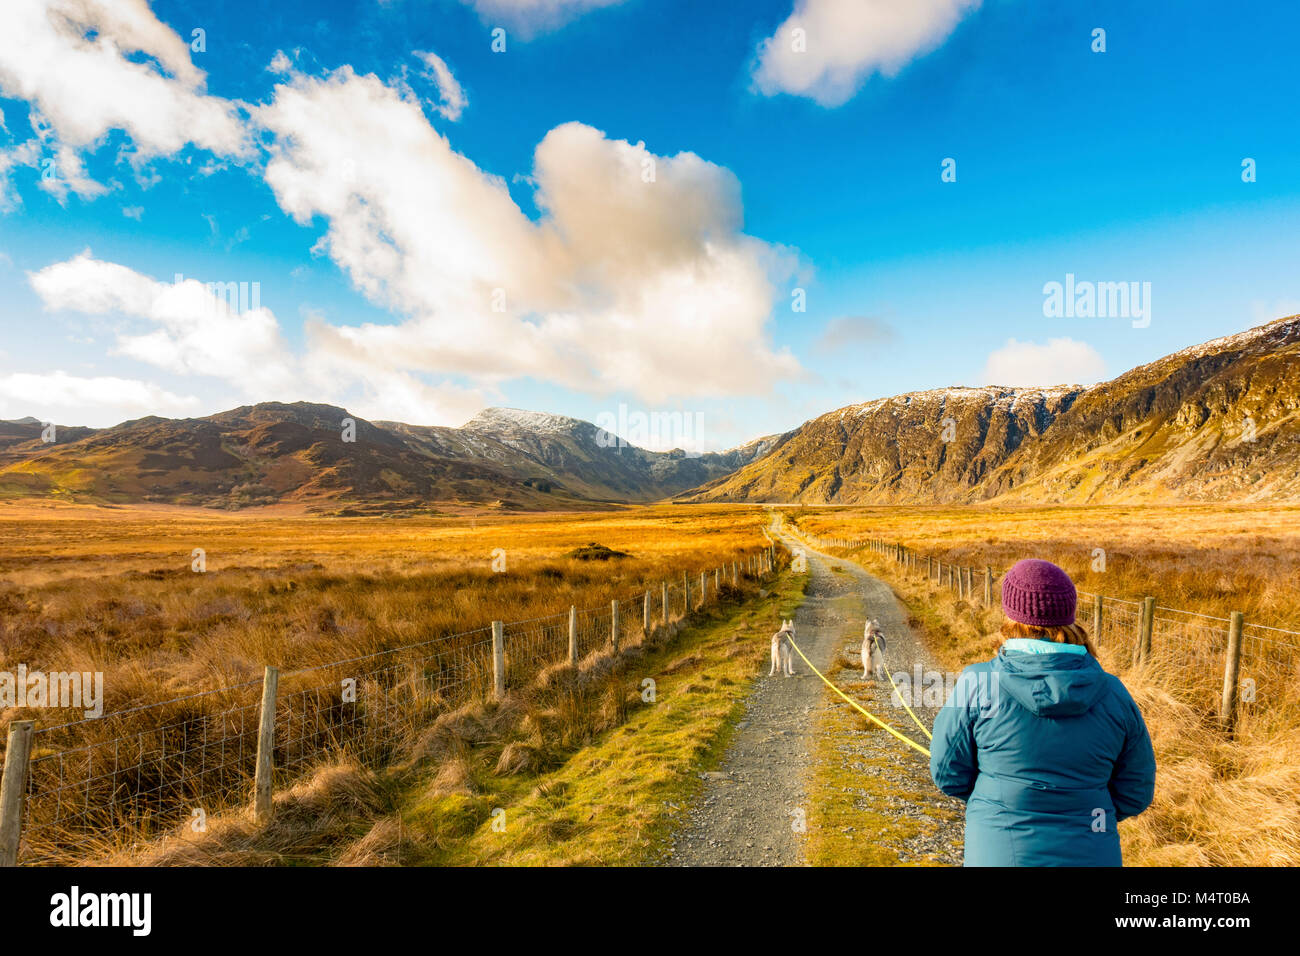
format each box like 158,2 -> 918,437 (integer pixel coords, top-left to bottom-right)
1001,559 -> 1077,627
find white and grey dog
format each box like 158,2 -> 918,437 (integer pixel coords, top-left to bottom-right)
769,619 -> 796,677
862,619 -> 887,680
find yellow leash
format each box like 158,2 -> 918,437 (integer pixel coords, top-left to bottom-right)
876,652 -> 934,742
784,635 -> 932,759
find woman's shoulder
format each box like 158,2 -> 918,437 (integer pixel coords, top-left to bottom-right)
1097,667 -> 1141,704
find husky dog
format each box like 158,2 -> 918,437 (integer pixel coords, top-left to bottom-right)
862,619 -> 887,680
770,619 -> 796,677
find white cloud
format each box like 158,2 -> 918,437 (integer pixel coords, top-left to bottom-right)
0,0 -> 248,200
29,251 -> 295,396
26,251 -> 497,428
0,370 -> 201,421
458,0 -> 625,36
752,0 -> 981,106
0,138 -> 39,210
981,337 -> 1107,387
253,66 -> 801,406
414,51 -> 467,122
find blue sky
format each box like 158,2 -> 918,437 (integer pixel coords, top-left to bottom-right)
1,0 -> 1298,450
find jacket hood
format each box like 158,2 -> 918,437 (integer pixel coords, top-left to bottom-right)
992,646 -> 1110,717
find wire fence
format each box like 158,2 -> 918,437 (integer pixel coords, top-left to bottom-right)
792,527 -> 1300,726
0,548 -> 779,866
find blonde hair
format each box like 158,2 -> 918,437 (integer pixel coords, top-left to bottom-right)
998,619 -> 1098,658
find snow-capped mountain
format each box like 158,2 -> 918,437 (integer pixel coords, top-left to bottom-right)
682,314 -> 1300,504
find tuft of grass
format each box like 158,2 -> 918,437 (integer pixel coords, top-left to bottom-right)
564,542 -> 631,561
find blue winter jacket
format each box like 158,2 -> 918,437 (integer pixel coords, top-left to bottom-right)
930,640 -> 1156,866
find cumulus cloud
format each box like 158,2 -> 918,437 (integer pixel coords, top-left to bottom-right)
253,66 -> 800,405
752,0 -> 982,106
26,252 -> 496,427
7,9 -> 803,424
458,0 -> 626,36
981,337 -> 1107,388
414,51 -> 467,122
29,251 -> 295,396
0,370 -> 201,421
0,0 -> 248,199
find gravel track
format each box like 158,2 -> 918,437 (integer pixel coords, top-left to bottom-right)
665,526 -> 963,866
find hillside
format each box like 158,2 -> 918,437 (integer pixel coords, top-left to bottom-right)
0,402 -> 774,511
681,314 -> 1300,505
5,316 -> 1296,511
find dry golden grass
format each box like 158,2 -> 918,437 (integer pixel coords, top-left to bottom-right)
99,566 -> 805,867
784,505 -> 1300,866
0,501 -> 771,701
787,502 -> 1300,627
0,500 -> 776,863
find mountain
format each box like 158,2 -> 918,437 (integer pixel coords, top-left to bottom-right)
0,417 -> 99,451
681,314 -> 1300,505
0,402 -> 774,511
6,316 -> 1295,511
382,408 -> 776,504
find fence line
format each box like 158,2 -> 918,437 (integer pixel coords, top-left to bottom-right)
788,524 -> 1298,738
0,544 -> 782,866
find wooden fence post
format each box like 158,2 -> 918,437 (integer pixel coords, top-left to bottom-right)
683,571 -> 690,611
1135,597 -> 1155,665
492,621 -> 506,697
985,567 -> 993,606
1221,611 -> 1245,733
568,605 -> 578,665
1093,595 -> 1103,645
662,582 -> 669,625
254,665 -> 279,825
643,590 -> 650,634
0,720 -> 34,867
700,572 -> 707,606
610,600 -> 619,650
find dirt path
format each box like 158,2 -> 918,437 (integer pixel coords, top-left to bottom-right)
665,525 -> 963,866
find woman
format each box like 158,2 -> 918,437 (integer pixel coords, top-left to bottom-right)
930,559 -> 1156,866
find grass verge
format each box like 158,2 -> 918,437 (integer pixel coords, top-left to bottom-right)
399,568 -> 810,865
